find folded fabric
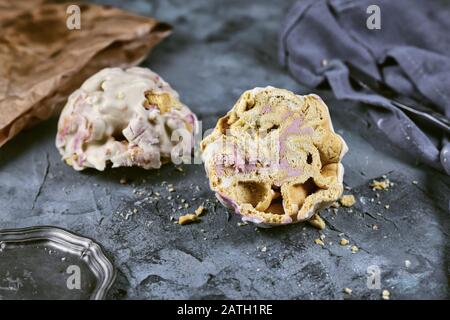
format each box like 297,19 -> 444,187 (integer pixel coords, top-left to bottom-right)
279,0 -> 450,175
0,0 -> 171,147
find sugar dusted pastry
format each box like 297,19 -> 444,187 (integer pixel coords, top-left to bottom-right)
56,67 -> 196,171
201,86 -> 348,227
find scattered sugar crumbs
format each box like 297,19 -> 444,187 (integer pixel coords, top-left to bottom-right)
120,207 -> 138,220
370,176 -> 394,191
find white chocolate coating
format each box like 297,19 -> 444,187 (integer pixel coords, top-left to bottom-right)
201,87 -> 348,227
56,67 -> 196,171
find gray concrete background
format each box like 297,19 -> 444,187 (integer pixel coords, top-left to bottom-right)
0,0 -> 448,299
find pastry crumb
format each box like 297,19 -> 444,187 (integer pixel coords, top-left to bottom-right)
382,289 -> 390,300
370,178 -> 393,191
65,158 -> 73,166
340,195 -> 356,207
178,214 -> 199,225
314,238 -> 325,246
343,287 -> 352,295
308,213 -> 326,230
351,245 -> 359,253
340,238 -> 349,246
195,205 -> 205,216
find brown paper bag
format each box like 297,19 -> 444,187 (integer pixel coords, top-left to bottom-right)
0,1 -> 171,147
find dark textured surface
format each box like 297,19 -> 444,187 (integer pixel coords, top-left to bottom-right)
0,0 -> 449,300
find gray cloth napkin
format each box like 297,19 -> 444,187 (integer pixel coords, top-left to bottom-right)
279,0 -> 450,174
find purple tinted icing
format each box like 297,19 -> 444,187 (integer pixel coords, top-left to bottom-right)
276,114 -> 314,181
216,162 -> 264,177
240,163 -> 258,173
216,192 -> 240,213
279,117 -> 303,155
186,113 -> 195,125
214,142 -> 250,175
213,113 -> 313,181
301,127 -> 314,135
241,215 -> 264,225
262,105 -> 271,114
77,153 -> 86,167
215,164 -> 224,176
217,191 -> 295,227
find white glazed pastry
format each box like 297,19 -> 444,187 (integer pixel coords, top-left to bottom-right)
201,86 -> 348,227
56,67 -> 196,171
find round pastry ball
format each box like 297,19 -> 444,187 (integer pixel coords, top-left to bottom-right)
201,86 -> 348,227
56,67 -> 197,171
